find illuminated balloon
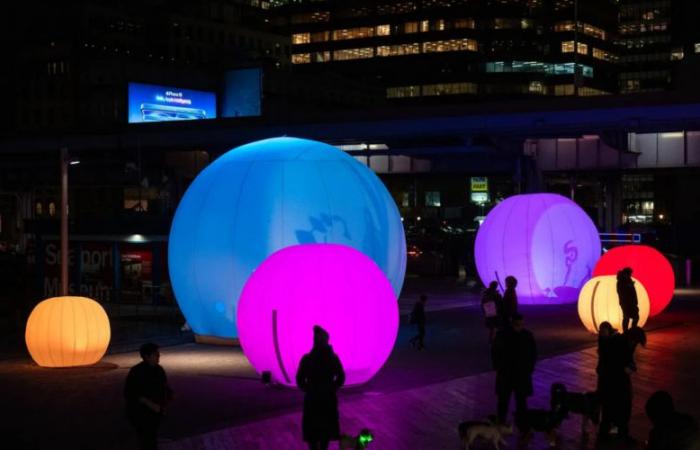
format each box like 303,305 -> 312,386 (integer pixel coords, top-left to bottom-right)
474,193 -> 601,304
237,244 -> 398,386
25,296 -> 111,367
578,275 -> 650,333
593,245 -> 674,317
169,137 -> 406,339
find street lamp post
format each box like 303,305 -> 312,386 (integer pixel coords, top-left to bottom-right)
574,0 -> 580,96
60,147 -> 69,296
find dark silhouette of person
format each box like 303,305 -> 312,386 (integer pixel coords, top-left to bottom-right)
596,321 -> 635,443
501,276 -> 519,323
296,326 -> 346,450
409,294 -> 428,350
124,343 -> 173,450
492,313 -> 537,434
646,390 -> 700,450
481,281 -> 503,341
624,326 -> 647,372
617,267 -> 639,332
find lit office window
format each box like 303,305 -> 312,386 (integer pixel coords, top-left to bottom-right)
332,27 -> 375,41
671,48 -> 684,61
310,31 -> 330,42
292,53 -> 311,64
312,51 -> 331,62
695,43 -> 700,53
454,18 -> 475,29
423,38 -> 477,53
333,47 -> 374,61
554,21 -> 607,40
561,40 -> 588,55
404,21 -> 419,33
386,85 -> 420,98
592,48 -> 616,62
422,82 -> 477,96
425,191 -> 441,207
292,33 -> 310,44
420,20 -> 429,32
376,43 -> 420,57
528,81 -> 545,94
376,24 -> 391,36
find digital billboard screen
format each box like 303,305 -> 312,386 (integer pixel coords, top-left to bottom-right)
128,83 -> 217,123
222,68 -> 262,118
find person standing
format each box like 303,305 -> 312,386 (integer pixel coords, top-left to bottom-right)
501,276 -> 519,323
492,313 -> 537,434
645,390 -> 700,450
596,321 -> 634,443
617,267 -> 640,332
124,343 -> 173,450
296,326 -> 346,450
409,294 -> 428,350
481,281 -> 503,342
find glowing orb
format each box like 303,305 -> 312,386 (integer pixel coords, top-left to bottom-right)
578,275 -> 650,333
474,193 -> 601,304
237,244 -> 398,386
169,137 -> 406,339
25,296 -> 111,367
593,245 -> 674,317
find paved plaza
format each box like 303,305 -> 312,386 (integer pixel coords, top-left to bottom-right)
2,283 -> 699,449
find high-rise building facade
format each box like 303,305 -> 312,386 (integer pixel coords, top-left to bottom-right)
276,0 -> 619,102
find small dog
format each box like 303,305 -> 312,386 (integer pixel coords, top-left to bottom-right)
339,429 -> 374,450
518,408 -> 565,447
551,382 -> 600,434
457,419 -> 513,450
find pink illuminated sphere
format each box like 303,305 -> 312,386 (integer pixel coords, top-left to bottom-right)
236,244 -> 399,387
593,245 -> 675,317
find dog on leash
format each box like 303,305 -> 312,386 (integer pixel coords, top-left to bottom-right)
339,429 -> 374,450
518,384 -> 568,447
457,419 -> 513,450
551,382 -> 601,434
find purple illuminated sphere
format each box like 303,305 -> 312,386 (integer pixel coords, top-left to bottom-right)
237,244 -> 398,387
474,193 -> 601,304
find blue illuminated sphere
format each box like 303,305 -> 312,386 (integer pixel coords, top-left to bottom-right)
168,137 -> 407,339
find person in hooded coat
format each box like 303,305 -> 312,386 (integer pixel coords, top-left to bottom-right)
617,267 -> 639,332
296,325 -> 346,450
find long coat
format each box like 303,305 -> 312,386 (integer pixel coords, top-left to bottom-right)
492,326 -> 537,396
296,345 -> 346,442
597,333 -> 633,424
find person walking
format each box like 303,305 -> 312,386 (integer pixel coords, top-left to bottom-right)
492,313 -> 537,435
646,390 -> 700,450
501,276 -> 519,324
124,343 -> 173,450
596,321 -> 635,443
617,267 -> 640,332
481,281 -> 503,342
296,326 -> 346,450
409,294 -> 428,350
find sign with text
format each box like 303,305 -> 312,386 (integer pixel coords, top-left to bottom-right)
128,82 -> 216,123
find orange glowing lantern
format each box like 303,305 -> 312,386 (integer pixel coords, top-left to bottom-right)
577,275 -> 650,334
25,296 -> 111,367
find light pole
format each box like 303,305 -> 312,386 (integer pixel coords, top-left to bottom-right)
60,148 -> 79,296
573,0 -> 580,96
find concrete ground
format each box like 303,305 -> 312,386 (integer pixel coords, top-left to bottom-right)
1,280 -> 697,449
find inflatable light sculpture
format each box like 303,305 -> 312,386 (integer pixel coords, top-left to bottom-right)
25,296 -> 111,367
593,245 -> 674,317
169,137 -> 406,339
474,193 -> 601,304
237,244 -> 398,387
578,275 -> 650,333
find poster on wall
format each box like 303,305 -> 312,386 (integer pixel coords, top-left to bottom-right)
128,82 -> 217,123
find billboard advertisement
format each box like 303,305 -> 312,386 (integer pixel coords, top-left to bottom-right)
222,68 -> 262,118
128,82 -> 217,123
